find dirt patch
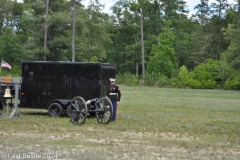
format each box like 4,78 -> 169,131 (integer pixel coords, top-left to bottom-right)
1,128 -> 240,160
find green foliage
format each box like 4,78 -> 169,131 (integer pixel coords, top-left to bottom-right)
116,59 -> 239,90
170,77 -> 179,88
186,78 -> 202,89
89,56 -> 98,62
144,72 -> 155,86
0,0 -> 239,91
192,59 -> 219,81
116,73 -> 171,87
125,74 -> 139,86
0,27 -> 26,64
180,59 -> 220,89
19,0 -> 111,62
116,73 -> 139,86
0,65 -> 21,77
147,20 -> 177,78
202,79 -> 217,89
222,24 -> 240,70
190,25 -> 211,67
189,59 -> 219,89
178,65 -> 189,88
174,27 -> 193,69
224,73 -> 240,90
144,72 -> 169,87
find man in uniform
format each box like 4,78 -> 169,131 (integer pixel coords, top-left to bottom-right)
107,78 -> 121,122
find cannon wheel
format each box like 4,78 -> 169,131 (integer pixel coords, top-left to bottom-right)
68,96 -> 88,125
66,105 -> 71,118
95,97 -> 113,124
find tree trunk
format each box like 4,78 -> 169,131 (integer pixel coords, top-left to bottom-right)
140,8 -> 145,82
72,0 -> 76,62
221,64 -> 225,88
44,0 -> 49,61
238,0 -> 240,31
136,61 -> 138,77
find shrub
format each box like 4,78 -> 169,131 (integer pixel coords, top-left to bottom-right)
224,75 -> 240,90
116,73 -> 125,84
187,78 -> 202,89
202,79 -> 217,89
170,77 -> 179,88
144,72 -> 170,87
125,74 -> 139,86
116,73 -> 139,86
184,59 -> 220,89
178,65 -> 189,88
144,72 -> 155,86
192,59 -> 219,81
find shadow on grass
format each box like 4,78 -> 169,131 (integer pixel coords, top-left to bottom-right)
21,110 -> 49,116
17,108 -> 49,116
21,109 -> 97,118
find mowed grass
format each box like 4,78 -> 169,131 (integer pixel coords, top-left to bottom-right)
0,86 -> 240,159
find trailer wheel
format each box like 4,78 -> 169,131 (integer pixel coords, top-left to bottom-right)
48,102 -> 63,117
95,97 -> 113,124
69,96 -> 87,125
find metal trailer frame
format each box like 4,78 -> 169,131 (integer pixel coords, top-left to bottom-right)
0,77 -> 21,119
20,61 -> 116,117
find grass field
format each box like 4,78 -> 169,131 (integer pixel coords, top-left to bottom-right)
0,86 -> 240,160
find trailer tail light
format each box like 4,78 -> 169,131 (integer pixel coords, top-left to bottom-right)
21,92 -> 24,96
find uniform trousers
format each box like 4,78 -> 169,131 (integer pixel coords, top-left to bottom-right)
111,101 -> 117,122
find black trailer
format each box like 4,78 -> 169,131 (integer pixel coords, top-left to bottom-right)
20,61 -> 116,117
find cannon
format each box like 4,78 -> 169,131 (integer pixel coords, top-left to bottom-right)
67,96 -> 113,125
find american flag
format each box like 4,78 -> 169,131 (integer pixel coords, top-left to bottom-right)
1,60 -> 12,69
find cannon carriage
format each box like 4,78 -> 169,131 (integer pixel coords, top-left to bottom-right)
68,96 -> 113,125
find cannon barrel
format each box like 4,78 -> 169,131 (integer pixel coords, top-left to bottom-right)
86,98 -> 99,105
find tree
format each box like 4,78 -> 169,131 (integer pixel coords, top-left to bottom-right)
174,28 -> 192,68
78,0 -> 111,62
190,25 -> 211,68
140,8 -> 145,82
0,0 -> 24,30
109,0 -> 142,74
178,65 -> 189,88
187,59 -> 219,89
44,0 -> 49,61
22,0 -> 74,61
110,0 -> 162,75
190,0 -> 230,66
160,0 -> 188,21
147,20 -> 177,78
0,27 -> 26,64
222,24 -> 240,70
173,14 -> 195,69
71,0 -> 79,62
209,0 -> 228,60
193,0 -> 211,25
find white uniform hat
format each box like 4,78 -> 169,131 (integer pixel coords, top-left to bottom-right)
109,78 -> 116,82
